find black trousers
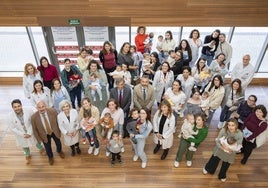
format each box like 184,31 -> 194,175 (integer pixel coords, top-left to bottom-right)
111,152 -> 121,161
204,155 -> 231,179
43,133 -> 62,158
242,138 -> 256,162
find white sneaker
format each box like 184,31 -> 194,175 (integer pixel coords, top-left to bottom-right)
202,168 -> 208,175
217,121 -> 224,129
188,146 -> 197,151
186,161 -> 192,167
121,147 -> 125,153
141,162 -> 147,168
88,146 -> 94,154
106,151 -> 110,157
179,112 -> 184,118
221,178 -> 226,182
94,148 -> 99,156
133,155 -> 139,161
174,161 -> 179,168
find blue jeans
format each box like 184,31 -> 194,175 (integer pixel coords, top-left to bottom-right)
201,54 -> 214,66
70,85 -> 82,108
220,105 -> 232,122
85,128 -> 99,148
43,133 -> 62,158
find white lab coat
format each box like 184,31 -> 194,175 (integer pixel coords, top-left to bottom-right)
23,73 -> 42,99
8,107 -> 37,148
57,109 -> 80,146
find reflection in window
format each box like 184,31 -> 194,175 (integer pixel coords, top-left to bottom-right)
229,27 -> 267,71
258,48 -> 268,72
0,27 -> 35,72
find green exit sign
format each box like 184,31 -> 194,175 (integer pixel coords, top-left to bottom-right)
68,19 -> 80,25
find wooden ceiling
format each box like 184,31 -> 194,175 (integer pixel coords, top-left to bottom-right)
0,0 -> 268,26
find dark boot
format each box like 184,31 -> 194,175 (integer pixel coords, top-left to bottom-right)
70,146 -> 75,156
153,144 -> 161,154
161,149 -> 169,160
76,147 -> 81,154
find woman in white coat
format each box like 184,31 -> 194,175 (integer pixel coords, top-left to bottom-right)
153,100 -> 176,160
57,100 -> 81,156
153,62 -> 174,106
30,80 -> 52,108
8,99 -> 45,164
23,63 -> 42,99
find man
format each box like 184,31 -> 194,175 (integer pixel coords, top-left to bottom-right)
8,99 -> 45,165
231,54 -> 255,89
110,78 -> 132,138
31,101 -> 65,165
110,78 -> 132,117
233,95 -> 257,129
60,58 -> 83,109
215,33 -> 233,67
133,75 -> 155,112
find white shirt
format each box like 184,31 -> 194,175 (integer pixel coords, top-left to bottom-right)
231,63 -> 254,89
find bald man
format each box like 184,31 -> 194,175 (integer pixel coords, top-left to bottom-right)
31,101 -> 64,165
231,54 -> 254,89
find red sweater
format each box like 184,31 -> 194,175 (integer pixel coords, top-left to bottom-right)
38,64 -> 59,81
135,33 -> 148,53
243,113 -> 267,141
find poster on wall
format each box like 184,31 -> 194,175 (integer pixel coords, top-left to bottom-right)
84,27 -> 109,41
51,27 -> 77,41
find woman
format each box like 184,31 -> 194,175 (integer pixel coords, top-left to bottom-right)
192,58 -> 211,92
143,52 -> 161,80
130,108 -> 153,169
184,87 -> 202,116
209,53 -> 228,81
50,78 -> 70,113
174,113 -> 208,167
171,50 -> 184,78
37,56 -> 59,89
78,97 -> 100,155
153,62 -> 174,105
241,105 -> 268,164
101,99 -> 125,156
162,31 -> 176,60
99,41 -> 118,89
203,118 -> 243,182
30,80 -> 52,108
175,39 -> 192,67
57,100 -> 81,156
77,48 -> 94,73
176,66 -> 195,99
135,26 -> 148,54
82,60 -> 108,113
153,100 -> 176,160
188,29 -> 203,67
163,80 -> 187,125
218,79 -> 244,129
23,63 -> 42,99
205,74 -> 225,125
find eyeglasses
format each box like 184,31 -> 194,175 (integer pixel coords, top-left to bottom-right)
248,98 -> 255,102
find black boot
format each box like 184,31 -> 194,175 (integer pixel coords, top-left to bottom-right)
76,147 -> 81,154
70,149 -> 75,156
153,144 -> 161,154
161,149 -> 169,160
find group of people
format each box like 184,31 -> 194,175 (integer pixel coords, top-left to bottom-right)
9,27 -> 268,182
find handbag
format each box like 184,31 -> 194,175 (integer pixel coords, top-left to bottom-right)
256,120 -> 268,148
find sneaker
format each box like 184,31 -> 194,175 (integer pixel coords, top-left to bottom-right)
106,151 -> 110,157
118,159 -> 123,164
220,178 -> 226,182
94,148 -> 99,156
186,161 -> 192,167
111,160 -> 115,166
179,112 -> 184,118
141,162 -> 147,168
88,146 -> 94,154
174,161 -> 179,168
133,155 -> 139,161
217,122 -> 224,129
188,146 -> 197,152
58,151 -> 65,159
82,138 -> 86,145
25,156 -> 31,165
202,168 -> 208,175
121,147 -> 125,153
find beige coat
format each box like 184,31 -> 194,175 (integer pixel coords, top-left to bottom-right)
205,82 -> 225,110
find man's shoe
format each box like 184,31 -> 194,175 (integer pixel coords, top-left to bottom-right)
48,158 -> 54,165
161,149 -> 169,160
58,151 -> 65,158
153,144 -> 161,154
25,156 -> 31,165
39,148 -> 46,156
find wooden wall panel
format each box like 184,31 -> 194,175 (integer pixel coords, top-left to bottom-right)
0,0 -> 267,26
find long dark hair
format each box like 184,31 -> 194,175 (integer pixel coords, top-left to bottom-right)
39,56 -> 50,78
207,74 -> 223,92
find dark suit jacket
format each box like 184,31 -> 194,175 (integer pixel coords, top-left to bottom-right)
110,85 -> 131,114
31,108 -> 61,143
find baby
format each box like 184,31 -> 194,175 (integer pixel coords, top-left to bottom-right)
166,50 -> 176,68
144,32 -> 154,53
87,73 -> 103,101
219,136 -> 242,153
200,91 -> 210,118
126,109 -> 140,144
108,130 -> 123,166
99,112 -> 114,139
156,35 -> 164,59
69,73 -> 82,90
108,65 -> 124,87
80,110 -> 96,145
199,69 -> 211,93
141,53 -> 151,77
179,114 -> 199,151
